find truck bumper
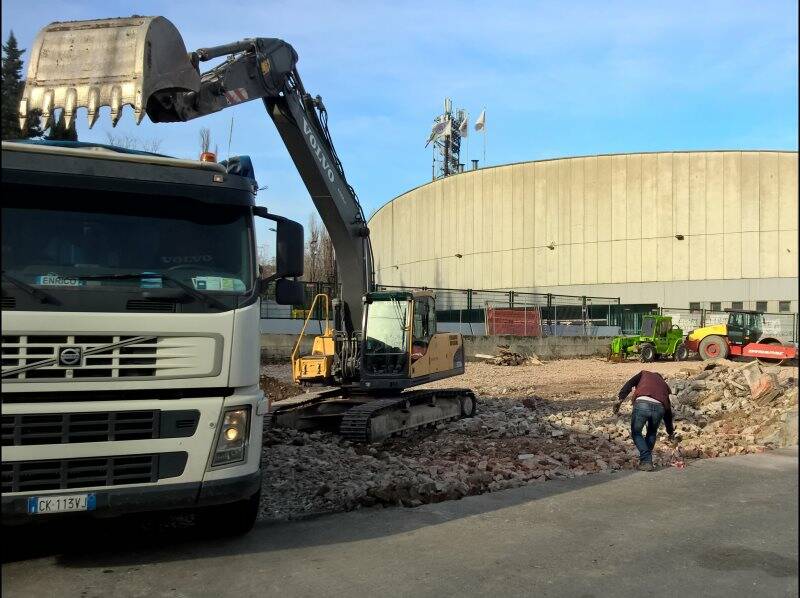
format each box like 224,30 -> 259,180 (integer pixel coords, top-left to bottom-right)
1,469 -> 261,525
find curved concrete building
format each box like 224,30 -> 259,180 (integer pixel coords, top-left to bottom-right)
369,151 -> 798,311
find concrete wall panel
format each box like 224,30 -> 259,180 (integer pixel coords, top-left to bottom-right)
779,153 -> 798,231
370,151 -> 798,308
706,153 -> 724,235
641,153 -> 657,239
642,238 -> 658,281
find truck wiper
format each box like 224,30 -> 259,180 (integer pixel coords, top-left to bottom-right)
1,271 -> 58,304
74,273 -> 229,310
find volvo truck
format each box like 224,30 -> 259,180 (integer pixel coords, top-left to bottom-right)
1,140 -> 304,534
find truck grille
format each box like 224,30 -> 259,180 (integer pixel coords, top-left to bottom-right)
1,410 -> 199,446
1,452 -> 187,493
1,334 -> 217,381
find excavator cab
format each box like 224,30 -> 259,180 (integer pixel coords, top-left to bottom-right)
360,291 -> 465,390
292,291 -> 465,390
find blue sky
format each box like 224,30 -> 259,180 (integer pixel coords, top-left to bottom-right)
3,1 -> 797,255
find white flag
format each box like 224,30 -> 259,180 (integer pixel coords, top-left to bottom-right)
425,119 -> 451,146
474,109 -> 486,132
458,115 -> 468,137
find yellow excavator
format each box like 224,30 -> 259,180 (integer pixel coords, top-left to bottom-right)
18,16 -> 475,441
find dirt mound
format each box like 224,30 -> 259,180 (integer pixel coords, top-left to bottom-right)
259,374 -> 304,402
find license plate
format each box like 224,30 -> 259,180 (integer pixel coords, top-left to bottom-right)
27,493 -> 96,514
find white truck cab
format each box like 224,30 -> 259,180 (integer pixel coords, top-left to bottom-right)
1,140 -> 303,534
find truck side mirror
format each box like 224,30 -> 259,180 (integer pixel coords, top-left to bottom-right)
274,218 -> 304,278
253,207 -> 304,279
275,278 -> 305,305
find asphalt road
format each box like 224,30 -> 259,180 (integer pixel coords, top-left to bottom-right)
3,448 -> 797,598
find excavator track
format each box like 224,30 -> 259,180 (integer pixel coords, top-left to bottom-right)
339,388 -> 476,443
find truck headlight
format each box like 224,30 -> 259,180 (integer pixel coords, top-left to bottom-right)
212,406 -> 250,466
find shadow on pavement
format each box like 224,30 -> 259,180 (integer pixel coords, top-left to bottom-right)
3,459 -> 637,569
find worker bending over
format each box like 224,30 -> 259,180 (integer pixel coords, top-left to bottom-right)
613,370 -> 677,471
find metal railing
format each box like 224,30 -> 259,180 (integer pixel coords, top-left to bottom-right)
259,281 -> 797,343
260,281 -> 621,336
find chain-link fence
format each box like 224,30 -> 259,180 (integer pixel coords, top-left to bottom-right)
259,281 -> 797,342
260,281 -> 339,320
377,285 -> 621,337
260,281 -> 621,336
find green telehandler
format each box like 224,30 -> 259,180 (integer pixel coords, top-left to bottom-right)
609,314 -> 689,363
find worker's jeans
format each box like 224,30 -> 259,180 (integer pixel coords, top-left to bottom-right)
630,400 -> 664,464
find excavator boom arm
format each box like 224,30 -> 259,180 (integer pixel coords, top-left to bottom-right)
20,17 -> 373,334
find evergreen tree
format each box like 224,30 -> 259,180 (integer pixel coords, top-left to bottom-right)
45,117 -> 78,141
1,31 -> 42,139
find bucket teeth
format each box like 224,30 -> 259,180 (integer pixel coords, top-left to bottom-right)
63,88 -> 77,130
133,90 -> 145,125
110,86 -> 123,127
18,16 -> 201,130
86,88 -> 100,129
40,90 -> 55,130
18,98 -> 28,131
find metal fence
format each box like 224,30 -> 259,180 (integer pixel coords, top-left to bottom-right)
376,285 -> 621,337
259,281 -> 798,342
260,281 -> 621,336
260,281 -> 339,320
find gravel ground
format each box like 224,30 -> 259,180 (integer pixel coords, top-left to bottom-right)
262,357 -> 702,400
258,357 -> 798,522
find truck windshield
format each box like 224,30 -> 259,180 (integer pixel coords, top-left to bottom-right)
2,189 -> 253,294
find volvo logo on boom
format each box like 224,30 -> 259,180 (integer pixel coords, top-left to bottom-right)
302,118 -> 336,183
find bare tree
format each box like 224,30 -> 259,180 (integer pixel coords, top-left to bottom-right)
105,132 -> 138,149
320,227 -> 336,285
105,132 -> 163,153
304,214 -> 336,284
256,242 -> 276,280
199,127 -> 211,154
304,214 -> 321,282
140,138 -> 163,153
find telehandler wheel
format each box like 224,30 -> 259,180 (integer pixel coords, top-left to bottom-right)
673,343 -> 689,362
698,335 -> 729,360
639,344 -> 656,363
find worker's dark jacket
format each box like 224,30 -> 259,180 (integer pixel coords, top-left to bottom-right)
618,371 -> 674,436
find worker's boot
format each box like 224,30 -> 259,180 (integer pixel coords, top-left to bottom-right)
638,462 -> 655,472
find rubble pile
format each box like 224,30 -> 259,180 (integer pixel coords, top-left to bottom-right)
258,359 -> 797,521
477,345 -> 545,366
666,360 -> 798,457
259,373 -> 304,402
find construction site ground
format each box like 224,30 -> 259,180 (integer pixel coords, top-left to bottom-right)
3,448 -> 797,597
257,357 -> 797,521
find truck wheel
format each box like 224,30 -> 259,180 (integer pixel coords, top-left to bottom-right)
640,344 -> 656,363
195,489 -> 261,537
673,344 -> 689,362
698,335 -> 729,360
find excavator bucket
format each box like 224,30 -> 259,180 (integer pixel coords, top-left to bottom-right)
19,16 -> 199,130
